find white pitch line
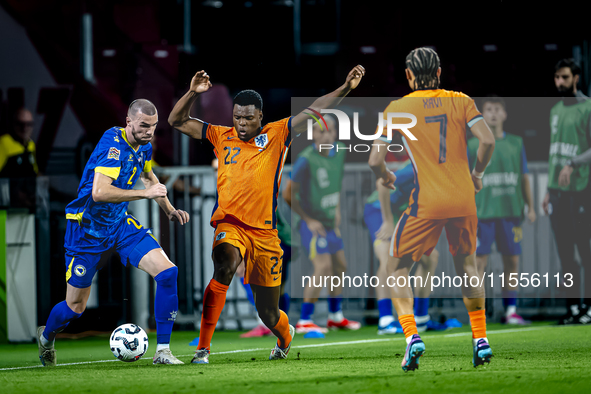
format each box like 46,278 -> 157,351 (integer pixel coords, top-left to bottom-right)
0,325 -> 561,372
0,359 -> 120,371
442,326 -> 545,338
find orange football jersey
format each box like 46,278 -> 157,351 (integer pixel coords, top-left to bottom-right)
205,118 -> 291,229
381,90 -> 483,219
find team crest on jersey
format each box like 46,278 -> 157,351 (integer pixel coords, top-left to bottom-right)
108,147 -> 120,160
254,134 -> 269,148
215,232 -> 226,241
74,265 -> 86,277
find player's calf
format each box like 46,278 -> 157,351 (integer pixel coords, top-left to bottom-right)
38,300 -> 83,366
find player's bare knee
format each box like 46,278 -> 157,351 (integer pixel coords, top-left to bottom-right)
332,260 -> 347,275
312,257 -> 332,276
314,264 -> 332,278
213,264 -> 237,285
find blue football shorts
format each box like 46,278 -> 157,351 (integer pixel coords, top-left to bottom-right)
476,217 -> 522,256
299,219 -> 344,259
64,213 -> 161,288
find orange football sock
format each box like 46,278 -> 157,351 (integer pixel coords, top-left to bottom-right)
468,309 -> 487,339
399,314 -> 418,338
270,310 -> 292,348
197,279 -> 229,350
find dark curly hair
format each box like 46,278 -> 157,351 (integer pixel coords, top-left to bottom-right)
233,90 -> 263,110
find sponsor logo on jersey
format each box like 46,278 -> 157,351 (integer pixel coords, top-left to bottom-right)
74,264 -> 86,277
114,136 -> 120,142
216,232 -> 226,241
255,134 -> 269,148
128,154 -> 134,161
108,147 -> 120,160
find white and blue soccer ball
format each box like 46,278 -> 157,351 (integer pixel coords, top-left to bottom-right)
110,323 -> 149,362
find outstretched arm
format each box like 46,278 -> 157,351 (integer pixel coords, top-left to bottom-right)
141,170 -> 190,225
168,70 -> 213,139
290,65 -> 365,136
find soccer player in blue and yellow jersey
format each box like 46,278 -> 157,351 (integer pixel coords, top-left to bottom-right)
168,66 -> 365,364
37,99 -> 190,367
369,47 -> 495,371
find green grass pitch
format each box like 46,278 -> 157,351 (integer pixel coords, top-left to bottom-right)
1,323 -> 589,393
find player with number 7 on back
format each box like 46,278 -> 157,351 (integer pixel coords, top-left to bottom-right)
368,47 -> 495,371
168,65 -> 365,364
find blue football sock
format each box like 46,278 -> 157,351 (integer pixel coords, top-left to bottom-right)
154,266 -> 179,344
300,302 -> 315,321
328,296 -> 342,313
414,297 -> 429,318
502,290 -> 517,309
240,277 -> 256,306
279,293 -> 290,314
377,298 -> 393,318
43,301 -> 83,341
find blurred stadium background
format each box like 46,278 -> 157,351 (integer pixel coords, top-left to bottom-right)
0,0 -> 590,342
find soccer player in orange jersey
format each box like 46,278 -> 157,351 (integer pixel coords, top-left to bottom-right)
168,66 -> 365,364
368,47 -> 495,371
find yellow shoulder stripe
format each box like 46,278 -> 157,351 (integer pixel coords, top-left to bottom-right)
95,166 -> 120,180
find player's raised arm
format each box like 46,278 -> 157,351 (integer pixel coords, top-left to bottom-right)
168,70 -> 213,139
140,170 -> 190,225
290,65 -> 365,136
469,119 -> 496,193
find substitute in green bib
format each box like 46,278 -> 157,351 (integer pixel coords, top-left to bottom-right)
542,59 -> 591,325
468,96 -> 535,325
287,116 -> 360,334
